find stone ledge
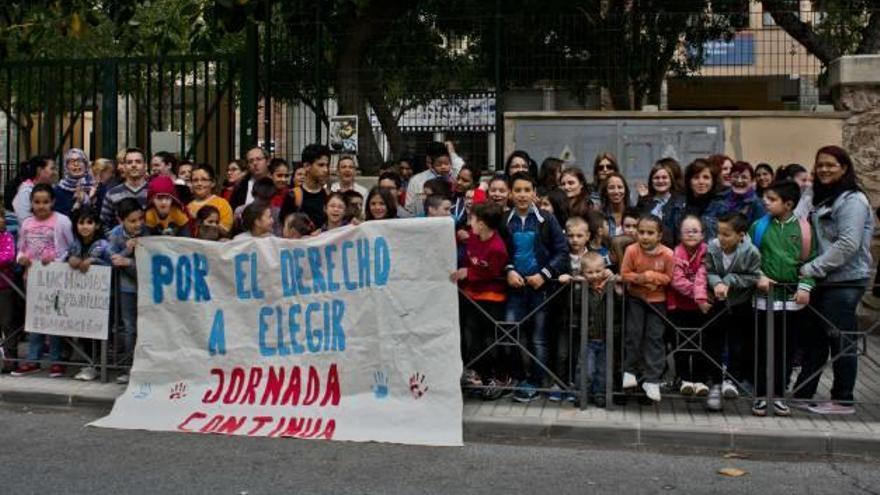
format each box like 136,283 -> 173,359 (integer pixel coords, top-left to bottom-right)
830,55 -> 880,88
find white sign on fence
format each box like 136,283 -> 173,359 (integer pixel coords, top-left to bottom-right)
91,218 -> 463,446
24,262 -> 112,340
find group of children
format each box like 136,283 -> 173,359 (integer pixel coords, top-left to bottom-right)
453,171 -> 815,416
0,148 -> 822,418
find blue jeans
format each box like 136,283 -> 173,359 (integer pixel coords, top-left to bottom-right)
583,340 -> 606,396
801,281 -> 868,404
118,291 -> 138,355
505,286 -> 550,387
27,333 -> 63,362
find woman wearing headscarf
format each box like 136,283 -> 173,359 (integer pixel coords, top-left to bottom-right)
54,148 -> 96,217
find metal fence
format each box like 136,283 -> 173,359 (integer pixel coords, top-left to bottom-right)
0,55 -> 243,189
460,278 -> 880,415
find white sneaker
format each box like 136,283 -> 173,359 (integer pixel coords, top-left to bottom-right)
706,385 -> 722,412
693,382 -> 710,397
74,367 -> 98,381
623,372 -> 638,389
642,382 -> 661,402
722,379 -> 739,399
679,381 -> 695,396
116,373 -> 129,384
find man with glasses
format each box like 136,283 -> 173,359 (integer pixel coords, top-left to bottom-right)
229,147 -> 271,210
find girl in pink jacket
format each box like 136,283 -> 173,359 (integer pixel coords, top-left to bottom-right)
667,215 -> 711,397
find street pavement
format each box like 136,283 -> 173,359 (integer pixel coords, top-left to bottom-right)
1,403 -> 879,495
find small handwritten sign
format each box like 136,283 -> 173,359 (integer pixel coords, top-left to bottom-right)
25,262 -> 112,340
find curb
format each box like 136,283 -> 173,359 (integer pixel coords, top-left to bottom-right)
3,388 -> 880,458
465,416 -> 880,459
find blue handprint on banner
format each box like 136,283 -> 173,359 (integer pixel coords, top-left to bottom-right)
372,371 -> 389,399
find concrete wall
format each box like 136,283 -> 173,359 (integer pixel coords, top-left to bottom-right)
504,111 -> 846,170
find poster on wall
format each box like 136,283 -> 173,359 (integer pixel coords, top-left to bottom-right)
24,262 -> 112,340
91,218 -> 463,446
329,115 -> 358,154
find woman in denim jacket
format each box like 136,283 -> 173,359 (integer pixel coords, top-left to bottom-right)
796,146 -> 874,415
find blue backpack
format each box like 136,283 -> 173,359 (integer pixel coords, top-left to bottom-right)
752,214 -> 812,262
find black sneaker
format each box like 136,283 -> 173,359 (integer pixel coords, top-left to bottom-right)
752,399 -> 767,417
773,400 -> 791,417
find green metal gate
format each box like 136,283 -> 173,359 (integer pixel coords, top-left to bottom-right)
0,53 -> 252,184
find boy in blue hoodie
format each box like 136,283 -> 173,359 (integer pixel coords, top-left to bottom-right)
504,173 -> 568,402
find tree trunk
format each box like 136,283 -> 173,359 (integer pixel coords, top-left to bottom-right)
365,81 -> 404,162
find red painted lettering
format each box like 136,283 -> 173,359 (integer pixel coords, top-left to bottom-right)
303,367 -> 320,405
247,416 -> 274,436
199,414 -> 226,433
321,363 -> 340,407
260,366 -> 285,405
322,419 -> 336,440
240,367 -> 263,405
201,369 -> 224,403
216,416 -> 247,435
223,367 -> 245,404
281,366 -> 301,406
268,417 -> 287,437
177,411 -> 207,432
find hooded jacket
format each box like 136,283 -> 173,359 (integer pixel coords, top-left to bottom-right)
703,237 -> 762,307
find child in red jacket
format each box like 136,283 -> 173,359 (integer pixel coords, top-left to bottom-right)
452,202 -> 511,400
667,215 -> 711,398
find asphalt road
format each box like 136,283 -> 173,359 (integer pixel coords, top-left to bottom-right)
2,404 -> 879,495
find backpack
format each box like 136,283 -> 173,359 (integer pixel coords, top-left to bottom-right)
752,214 -> 812,262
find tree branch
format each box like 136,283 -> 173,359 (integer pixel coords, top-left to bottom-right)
762,0 -> 839,64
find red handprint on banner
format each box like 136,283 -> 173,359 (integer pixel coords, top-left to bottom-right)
409,373 -> 428,399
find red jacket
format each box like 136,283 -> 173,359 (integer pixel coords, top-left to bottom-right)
667,242 -> 709,311
462,231 -> 509,303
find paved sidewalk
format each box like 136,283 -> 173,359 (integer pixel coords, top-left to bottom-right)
3,372 -> 880,458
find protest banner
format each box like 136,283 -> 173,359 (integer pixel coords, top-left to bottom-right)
24,262 -> 112,340
92,218 -> 464,446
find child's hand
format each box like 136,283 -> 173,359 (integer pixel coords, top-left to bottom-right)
111,254 -> 131,268
125,239 -> 138,252
698,302 -> 713,314
79,258 -> 92,273
558,274 -> 572,284
449,268 -> 467,283
18,257 -> 31,268
794,289 -> 810,306
507,271 -> 525,288
757,276 -> 774,293
526,274 -> 545,290
635,182 -> 649,197
68,257 -> 81,270
456,229 -> 470,242
714,283 -> 729,301
41,255 -> 53,266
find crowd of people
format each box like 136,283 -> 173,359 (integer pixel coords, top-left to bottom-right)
0,140 -> 875,418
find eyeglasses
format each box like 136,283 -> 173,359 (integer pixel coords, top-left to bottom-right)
597,164 -> 614,171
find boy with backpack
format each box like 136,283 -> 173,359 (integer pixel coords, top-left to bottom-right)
749,179 -> 816,417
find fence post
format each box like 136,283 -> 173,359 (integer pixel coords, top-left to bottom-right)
314,0 -> 324,144
765,285 -> 775,415
100,61 -> 118,160
240,23 -> 260,152
578,280 -> 589,410
493,0 -> 504,172
604,282 -> 615,410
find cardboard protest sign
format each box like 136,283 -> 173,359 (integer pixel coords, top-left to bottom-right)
92,218 -> 463,446
25,262 -> 112,340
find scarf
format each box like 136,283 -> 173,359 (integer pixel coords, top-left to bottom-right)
57,148 -> 95,193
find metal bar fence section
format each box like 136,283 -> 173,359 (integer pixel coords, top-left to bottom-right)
0,55 -> 241,187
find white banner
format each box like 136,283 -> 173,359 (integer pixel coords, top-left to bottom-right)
92,218 -> 463,446
25,262 -> 112,340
